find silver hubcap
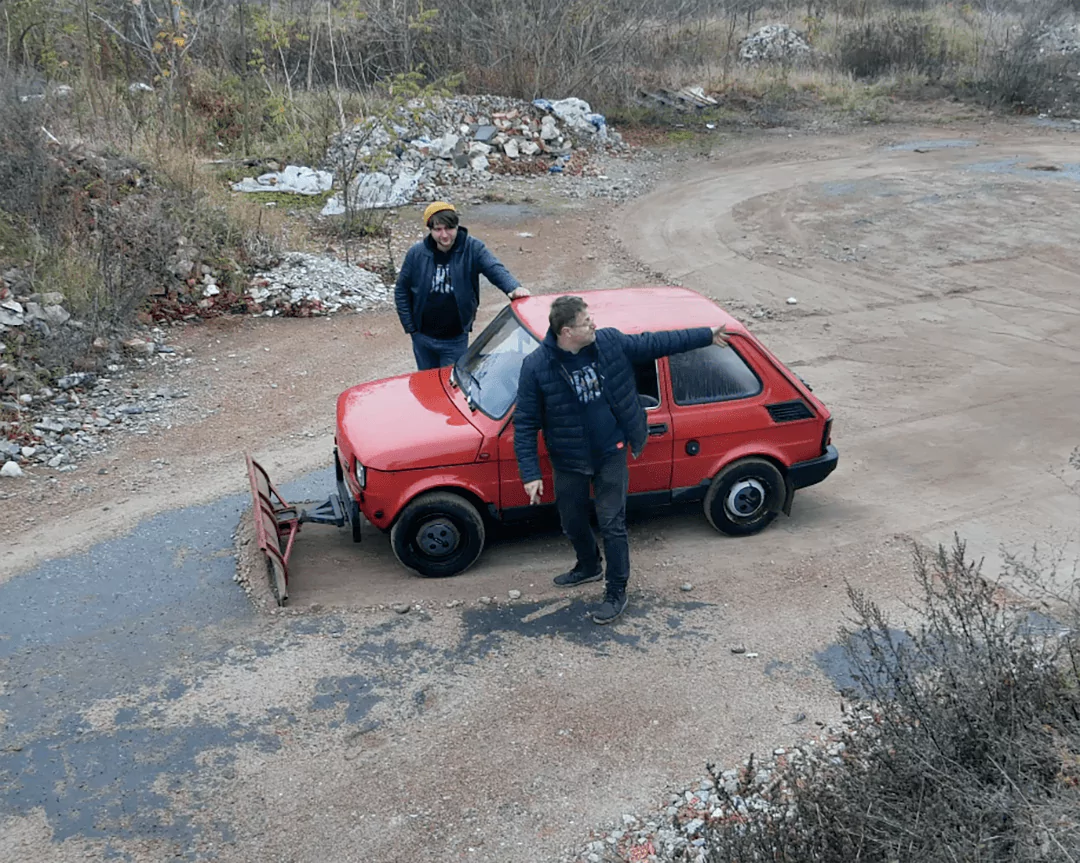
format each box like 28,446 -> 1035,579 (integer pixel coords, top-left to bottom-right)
726,478 -> 767,519
416,517 -> 461,558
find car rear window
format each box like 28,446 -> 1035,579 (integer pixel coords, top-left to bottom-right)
669,344 -> 762,405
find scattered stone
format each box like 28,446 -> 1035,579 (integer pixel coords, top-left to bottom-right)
0,301 -> 25,327
786,296 -> 798,305
508,589 -> 522,600
730,645 -> 746,654
680,582 -> 694,592
392,603 -> 411,615
1,461 -> 23,478
57,372 -> 94,390
478,596 -> 493,605
445,599 -> 464,609
122,338 -> 156,356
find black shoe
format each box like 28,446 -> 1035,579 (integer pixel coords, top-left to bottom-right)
592,590 -> 628,625
553,564 -> 604,587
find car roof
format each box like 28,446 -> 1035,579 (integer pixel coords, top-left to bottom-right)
511,286 -> 748,338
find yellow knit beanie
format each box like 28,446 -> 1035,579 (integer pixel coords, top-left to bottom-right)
423,201 -> 456,226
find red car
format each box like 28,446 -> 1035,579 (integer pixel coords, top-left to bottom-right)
325,286 -> 837,578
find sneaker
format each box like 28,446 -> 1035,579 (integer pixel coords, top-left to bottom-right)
553,564 -> 603,587
591,591 -> 628,625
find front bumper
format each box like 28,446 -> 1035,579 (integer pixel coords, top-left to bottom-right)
789,444 -> 839,490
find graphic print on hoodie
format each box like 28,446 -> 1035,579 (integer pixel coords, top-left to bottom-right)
420,249 -> 463,339
558,343 -> 624,467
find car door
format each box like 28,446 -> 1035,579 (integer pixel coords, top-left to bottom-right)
666,339 -> 773,490
497,417 -> 555,511
628,358 -> 673,501
497,358 -> 674,512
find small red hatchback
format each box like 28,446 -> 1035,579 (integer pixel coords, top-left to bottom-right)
328,287 -> 838,578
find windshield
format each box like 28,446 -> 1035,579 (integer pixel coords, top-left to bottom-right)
454,306 -> 540,418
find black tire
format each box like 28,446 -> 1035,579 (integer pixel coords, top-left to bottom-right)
348,495 -> 363,543
704,458 -> 785,537
390,491 -> 486,577
334,450 -> 364,543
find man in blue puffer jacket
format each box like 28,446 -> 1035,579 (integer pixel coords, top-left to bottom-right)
395,201 -> 530,370
514,295 -> 731,624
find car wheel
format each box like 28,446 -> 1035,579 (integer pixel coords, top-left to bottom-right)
704,458 -> 784,537
390,491 -> 486,578
334,451 -> 363,543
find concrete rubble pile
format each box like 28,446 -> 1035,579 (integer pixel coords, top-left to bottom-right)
0,366 -> 193,479
738,24 -> 812,63
246,253 -> 391,317
1038,23 -> 1080,54
2,282 -> 194,478
230,165 -> 334,196
319,94 -> 625,213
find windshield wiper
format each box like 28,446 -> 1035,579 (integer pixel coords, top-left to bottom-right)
454,362 -> 482,410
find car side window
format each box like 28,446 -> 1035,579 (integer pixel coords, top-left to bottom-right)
633,361 -> 661,410
669,344 -> 762,405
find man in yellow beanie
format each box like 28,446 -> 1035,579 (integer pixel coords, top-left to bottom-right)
395,201 -> 530,370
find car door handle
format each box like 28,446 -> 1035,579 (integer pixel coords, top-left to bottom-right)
648,423 -> 668,436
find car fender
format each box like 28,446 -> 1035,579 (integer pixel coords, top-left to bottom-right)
382,472 -> 494,527
705,446 -> 792,515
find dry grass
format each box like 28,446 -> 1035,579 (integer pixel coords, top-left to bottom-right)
612,2 -> 1077,123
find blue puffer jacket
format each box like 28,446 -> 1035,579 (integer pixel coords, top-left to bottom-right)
514,326 -> 714,481
394,228 -> 520,334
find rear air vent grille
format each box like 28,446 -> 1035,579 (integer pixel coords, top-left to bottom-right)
766,400 -> 814,422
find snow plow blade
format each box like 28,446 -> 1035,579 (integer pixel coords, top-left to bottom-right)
244,453 -> 347,606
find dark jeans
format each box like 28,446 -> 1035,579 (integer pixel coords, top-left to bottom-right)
411,332 -> 469,371
554,450 -> 630,593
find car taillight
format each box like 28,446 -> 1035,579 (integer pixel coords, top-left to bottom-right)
822,419 -> 832,452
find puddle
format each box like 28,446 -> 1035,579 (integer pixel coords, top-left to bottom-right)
465,201 -> 546,224
816,611 -> 1071,700
885,138 -> 977,151
459,596 -> 713,656
965,159 -> 1080,183
814,627 -> 916,698
820,178 -> 901,198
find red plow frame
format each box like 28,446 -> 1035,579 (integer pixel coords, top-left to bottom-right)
244,453 -> 347,605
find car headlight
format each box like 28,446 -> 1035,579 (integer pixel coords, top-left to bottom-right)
353,459 -> 366,489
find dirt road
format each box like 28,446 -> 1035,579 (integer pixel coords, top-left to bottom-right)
2,120 -> 1078,863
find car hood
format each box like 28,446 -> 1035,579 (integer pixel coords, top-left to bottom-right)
336,369 -> 483,471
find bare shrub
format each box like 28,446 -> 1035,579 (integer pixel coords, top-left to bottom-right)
0,68 -> 70,243
980,30 -> 1080,116
838,14 -> 953,79
704,535 -> 1080,863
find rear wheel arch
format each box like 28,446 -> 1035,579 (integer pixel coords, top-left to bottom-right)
704,455 -> 788,537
